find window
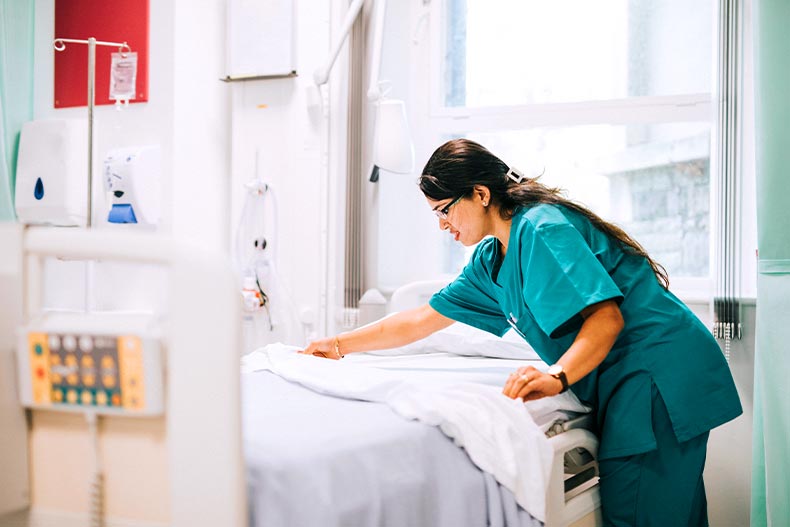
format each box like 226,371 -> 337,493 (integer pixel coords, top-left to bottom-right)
379,0 -> 718,296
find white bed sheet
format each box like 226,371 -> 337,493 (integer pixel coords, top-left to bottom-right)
243,344 -> 590,522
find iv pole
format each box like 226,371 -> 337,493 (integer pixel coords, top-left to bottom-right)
53,37 -> 131,228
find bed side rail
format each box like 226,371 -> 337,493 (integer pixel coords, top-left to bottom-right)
545,427 -> 600,527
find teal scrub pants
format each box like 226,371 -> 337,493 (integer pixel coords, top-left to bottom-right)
598,385 -> 710,527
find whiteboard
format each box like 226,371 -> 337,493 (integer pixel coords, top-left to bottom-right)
226,0 -> 296,80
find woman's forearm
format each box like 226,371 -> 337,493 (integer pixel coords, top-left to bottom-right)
557,300 -> 624,385
336,304 -> 454,355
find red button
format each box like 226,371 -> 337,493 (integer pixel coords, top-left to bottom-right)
36,366 -> 45,379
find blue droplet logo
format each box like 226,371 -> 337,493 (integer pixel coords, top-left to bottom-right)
34,178 -> 44,200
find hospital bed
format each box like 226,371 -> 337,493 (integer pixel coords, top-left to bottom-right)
0,226 -> 602,526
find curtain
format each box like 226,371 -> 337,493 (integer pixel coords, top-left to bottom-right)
751,0 -> 790,525
0,0 -> 35,222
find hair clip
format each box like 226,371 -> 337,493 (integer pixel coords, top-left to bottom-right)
506,167 -> 526,184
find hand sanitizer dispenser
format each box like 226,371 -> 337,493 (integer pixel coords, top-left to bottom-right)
103,146 -> 161,225
15,119 -> 89,226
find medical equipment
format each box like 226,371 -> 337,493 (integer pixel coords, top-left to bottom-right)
109,51 -> 138,107
103,145 -> 161,225
52,37 -> 133,226
17,313 -> 164,415
14,119 -> 88,226
235,177 -> 300,350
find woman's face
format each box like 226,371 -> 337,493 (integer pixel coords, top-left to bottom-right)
426,189 -> 491,246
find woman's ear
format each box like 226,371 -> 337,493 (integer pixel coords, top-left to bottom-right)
473,185 -> 491,206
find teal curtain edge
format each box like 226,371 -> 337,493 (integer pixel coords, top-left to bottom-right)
0,0 -> 36,222
751,276 -> 790,527
752,0 -> 790,523
750,348 -> 767,526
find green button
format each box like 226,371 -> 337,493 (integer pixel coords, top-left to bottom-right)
34,344 -> 43,355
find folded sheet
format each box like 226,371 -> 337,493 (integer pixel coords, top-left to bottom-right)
242,344 -> 590,522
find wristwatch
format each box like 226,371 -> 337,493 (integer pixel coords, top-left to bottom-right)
547,364 -> 569,393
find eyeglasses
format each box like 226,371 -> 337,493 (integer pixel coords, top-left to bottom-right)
433,195 -> 463,220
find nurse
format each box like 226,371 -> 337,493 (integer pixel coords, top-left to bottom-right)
301,139 -> 742,526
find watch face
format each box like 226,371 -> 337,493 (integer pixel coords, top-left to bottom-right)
548,364 -> 563,375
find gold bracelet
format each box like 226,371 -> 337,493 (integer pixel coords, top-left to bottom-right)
333,336 -> 344,359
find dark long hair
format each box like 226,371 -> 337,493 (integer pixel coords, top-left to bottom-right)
419,139 -> 669,289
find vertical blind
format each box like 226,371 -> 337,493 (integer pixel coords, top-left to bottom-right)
713,0 -> 743,359
343,3 -> 366,329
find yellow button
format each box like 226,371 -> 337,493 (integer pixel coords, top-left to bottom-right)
65,354 -> 77,367
66,390 -> 78,404
101,356 -> 115,369
81,355 -> 94,368
66,373 -> 78,385
96,391 -> 108,406
50,354 -> 61,366
83,373 -> 96,387
81,390 -> 93,405
102,375 -> 116,388
52,389 -> 63,402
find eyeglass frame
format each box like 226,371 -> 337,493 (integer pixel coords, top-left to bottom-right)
432,195 -> 464,220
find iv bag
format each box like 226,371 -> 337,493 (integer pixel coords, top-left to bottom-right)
110,52 -> 138,103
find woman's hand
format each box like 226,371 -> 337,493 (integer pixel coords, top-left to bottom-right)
299,337 -> 342,360
502,365 -> 563,402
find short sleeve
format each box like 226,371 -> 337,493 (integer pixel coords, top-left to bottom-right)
522,222 -> 623,338
429,243 -> 510,336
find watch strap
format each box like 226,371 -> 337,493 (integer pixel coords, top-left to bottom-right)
549,367 -> 569,393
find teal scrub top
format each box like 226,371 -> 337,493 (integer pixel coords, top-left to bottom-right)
430,204 -> 742,460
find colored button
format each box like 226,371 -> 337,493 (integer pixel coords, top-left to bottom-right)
67,373 -> 79,386
52,389 -> 63,403
79,336 -> 94,352
63,335 -> 77,352
81,355 -> 95,368
83,373 -> 96,387
66,390 -> 78,404
35,366 -> 45,379
111,393 -> 121,406
96,391 -> 108,406
34,344 -> 43,356
81,390 -> 93,405
102,375 -> 116,388
50,354 -> 61,366
101,356 -> 115,369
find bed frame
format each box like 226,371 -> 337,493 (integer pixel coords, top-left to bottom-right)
0,226 -> 600,526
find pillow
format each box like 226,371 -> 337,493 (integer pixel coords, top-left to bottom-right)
368,321 -> 541,360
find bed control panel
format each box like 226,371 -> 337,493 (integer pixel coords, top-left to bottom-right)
17,314 -> 164,416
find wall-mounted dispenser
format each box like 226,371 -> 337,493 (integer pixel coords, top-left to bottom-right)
15,119 -> 89,226
103,146 -> 161,225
